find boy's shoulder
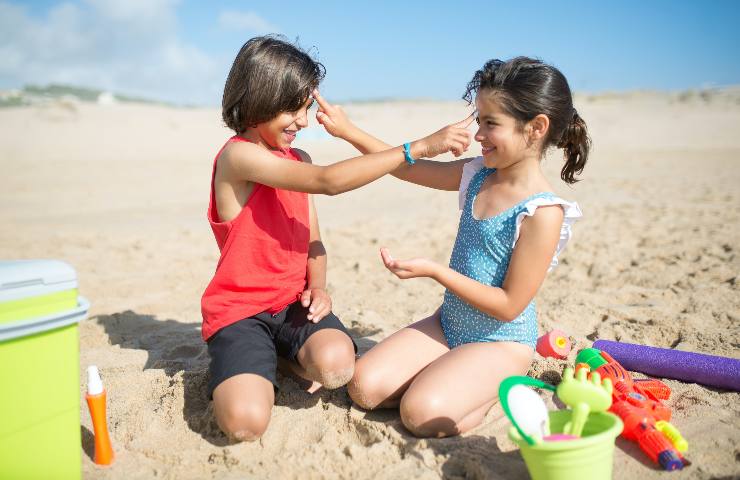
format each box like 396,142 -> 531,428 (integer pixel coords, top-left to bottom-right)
292,148 -> 312,164
218,138 -> 258,160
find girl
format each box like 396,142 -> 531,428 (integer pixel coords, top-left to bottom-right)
201,35 -> 473,443
315,57 -> 590,438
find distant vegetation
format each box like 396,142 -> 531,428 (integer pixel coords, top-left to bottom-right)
2,83 -> 738,109
0,84 -> 172,108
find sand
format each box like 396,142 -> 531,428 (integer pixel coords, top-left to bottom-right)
1,90 -> 738,479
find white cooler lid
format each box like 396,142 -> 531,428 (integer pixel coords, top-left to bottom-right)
0,260 -> 78,302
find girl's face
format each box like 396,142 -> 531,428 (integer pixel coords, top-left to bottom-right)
474,91 -> 531,168
253,96 -> 314,150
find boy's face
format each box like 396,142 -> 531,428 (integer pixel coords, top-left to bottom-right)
253,96 -> 314,150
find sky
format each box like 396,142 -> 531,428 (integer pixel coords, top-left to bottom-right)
1,0 -> 739,106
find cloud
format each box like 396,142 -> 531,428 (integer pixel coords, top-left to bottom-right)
217,10 -> 279,34
0,0 -> 228,105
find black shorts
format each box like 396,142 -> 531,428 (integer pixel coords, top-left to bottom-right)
207,301 -> 357,398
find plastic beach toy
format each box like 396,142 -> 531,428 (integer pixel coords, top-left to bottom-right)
557,367 -> 613,437
502,374 -> 623,480
499,376 -> 556,445
509,384 -> 551,440
509,410 -> 623,480
592,339 -> 740,391
536,329 -> 571,359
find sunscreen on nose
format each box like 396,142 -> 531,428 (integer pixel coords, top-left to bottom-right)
86,365 -> 114,465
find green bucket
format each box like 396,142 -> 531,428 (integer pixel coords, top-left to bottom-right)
509,410 -> 623,480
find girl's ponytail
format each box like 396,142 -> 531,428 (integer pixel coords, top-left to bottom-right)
557,109 -> 591,184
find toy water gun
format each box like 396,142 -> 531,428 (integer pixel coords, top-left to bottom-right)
576,348 -> 690,471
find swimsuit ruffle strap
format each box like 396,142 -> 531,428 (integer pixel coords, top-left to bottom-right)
458,156 -> 486,210
513,196 -> 583,271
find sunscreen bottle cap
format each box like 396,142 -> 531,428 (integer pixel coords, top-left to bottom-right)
87,365 -> 104,395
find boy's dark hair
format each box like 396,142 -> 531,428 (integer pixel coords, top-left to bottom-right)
463,57 -> 591,184
222,35 -> 325,134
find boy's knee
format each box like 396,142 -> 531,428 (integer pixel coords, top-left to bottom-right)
304,339 -> 355,389
316,364 -> 354,389
216,401 -> 271,442
306,356 -> 354,389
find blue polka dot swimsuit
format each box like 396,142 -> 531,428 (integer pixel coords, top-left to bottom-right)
440,161 -> 581,350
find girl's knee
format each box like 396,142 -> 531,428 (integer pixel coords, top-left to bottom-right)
347,359 -> 386,410
399,392 -> 454,438
215,400 -> 271,442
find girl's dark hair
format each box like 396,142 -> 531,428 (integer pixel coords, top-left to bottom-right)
222,35 -> 325,134
463,57 -> 591,184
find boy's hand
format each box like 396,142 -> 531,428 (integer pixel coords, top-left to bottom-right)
313,89 -> 354,139
300,287 -> 332,323
414,112 -> 475,159
380,247 -> 440,280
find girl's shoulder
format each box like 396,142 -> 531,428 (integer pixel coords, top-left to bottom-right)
513,194 -> 583,271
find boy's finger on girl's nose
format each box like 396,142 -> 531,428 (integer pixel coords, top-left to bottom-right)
456,111 -> 476,128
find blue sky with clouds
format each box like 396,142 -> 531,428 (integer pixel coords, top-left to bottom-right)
2,0 -> 739,105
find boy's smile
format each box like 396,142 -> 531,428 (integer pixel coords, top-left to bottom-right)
250,97 -> 314,150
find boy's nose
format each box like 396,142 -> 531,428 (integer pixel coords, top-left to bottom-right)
295,113 -> 309,128
474,128 -> 485,142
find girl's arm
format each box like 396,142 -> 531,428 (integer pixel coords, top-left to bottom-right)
219,96 -> 471,196
314,91 -> 473,192
382,205 -> 564,321
300,193 -> 331,323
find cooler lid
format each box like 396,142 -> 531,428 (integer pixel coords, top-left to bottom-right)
0,260 -> 78,302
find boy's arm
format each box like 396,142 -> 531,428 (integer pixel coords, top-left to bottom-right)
381,206 -> 564,321
314,91 -> 472,192
298,151 -> 331,323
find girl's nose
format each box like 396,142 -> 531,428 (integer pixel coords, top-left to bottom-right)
474,127 -> 485,142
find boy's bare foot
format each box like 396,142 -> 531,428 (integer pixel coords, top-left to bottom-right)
277,357 -> 323,394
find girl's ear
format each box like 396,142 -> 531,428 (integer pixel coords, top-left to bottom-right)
529,114 -> 550,141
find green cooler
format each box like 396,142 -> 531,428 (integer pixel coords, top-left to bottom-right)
0,260 -> 89,480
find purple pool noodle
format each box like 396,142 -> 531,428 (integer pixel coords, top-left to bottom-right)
593,339 -> 740,392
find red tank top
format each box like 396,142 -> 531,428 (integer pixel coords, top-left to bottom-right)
200,136 -> 309,340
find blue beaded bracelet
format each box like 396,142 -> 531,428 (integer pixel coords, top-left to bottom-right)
402,142 -> 416,165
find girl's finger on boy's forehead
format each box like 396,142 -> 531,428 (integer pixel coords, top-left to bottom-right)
312,89 -> 330,108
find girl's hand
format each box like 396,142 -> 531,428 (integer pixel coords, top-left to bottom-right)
300,287 -> 332,323
380,247 -> 439,279
414,113 -> 475,159
313,89 -> 354,139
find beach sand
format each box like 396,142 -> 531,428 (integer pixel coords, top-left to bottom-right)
1,91 -> 738,479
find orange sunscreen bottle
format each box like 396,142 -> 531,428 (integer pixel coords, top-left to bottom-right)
86,365 -> 114,465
